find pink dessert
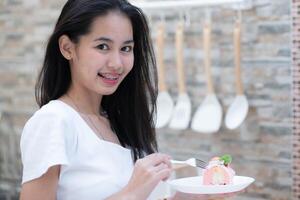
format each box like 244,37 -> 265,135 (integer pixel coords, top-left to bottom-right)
203,155 -> 235,185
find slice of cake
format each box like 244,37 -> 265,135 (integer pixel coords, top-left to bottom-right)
203,154 -> 235,185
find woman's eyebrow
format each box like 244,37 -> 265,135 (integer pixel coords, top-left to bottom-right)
94,37 -> 134,44
124,40 -> 134,44
94,37 -> 112,42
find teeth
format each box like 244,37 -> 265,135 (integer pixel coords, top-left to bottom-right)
98,73 -> 119,80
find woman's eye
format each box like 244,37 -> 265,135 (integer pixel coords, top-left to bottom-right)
121,46 -> 133,52
97,44 -> 109,50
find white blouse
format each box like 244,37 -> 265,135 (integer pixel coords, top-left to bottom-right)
20,100 -> 169,200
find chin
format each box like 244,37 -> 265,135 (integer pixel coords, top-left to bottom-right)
98,87 -> 118,96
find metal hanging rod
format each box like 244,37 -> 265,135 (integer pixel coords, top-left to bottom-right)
129,0 -> 250,10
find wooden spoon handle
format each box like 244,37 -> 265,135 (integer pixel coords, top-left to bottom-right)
234,20 -> 244,95
157,22 -> 167,92
203,22 -> 214,94
176,22 -> 186,94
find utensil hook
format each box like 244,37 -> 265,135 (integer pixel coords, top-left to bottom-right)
184,10 -> 191,27
159,13 -> 166,24
235,8 -> 242,23
204,8 -> 211,25
178,11 -> 185,25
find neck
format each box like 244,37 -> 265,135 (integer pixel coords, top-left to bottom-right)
66,86 -> 103,115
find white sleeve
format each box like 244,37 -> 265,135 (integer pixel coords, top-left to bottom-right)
20,110 -> 74,184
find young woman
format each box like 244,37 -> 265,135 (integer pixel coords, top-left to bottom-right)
20,0 -> 241,199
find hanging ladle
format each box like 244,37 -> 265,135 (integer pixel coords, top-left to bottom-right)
225,13 -> 249,130
191,14 -> 222,134
155,21 -> 174,128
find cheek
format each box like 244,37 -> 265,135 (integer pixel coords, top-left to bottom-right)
122,55 -> 134,74
81,52 -> 102,71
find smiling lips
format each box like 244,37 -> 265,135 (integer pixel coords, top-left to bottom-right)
98,72 -> 121,85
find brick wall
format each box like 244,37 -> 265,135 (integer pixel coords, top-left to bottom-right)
292,0 -> 300,199
0,0 -> 292,199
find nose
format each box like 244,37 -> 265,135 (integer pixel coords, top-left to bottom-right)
107,51 -> 123,72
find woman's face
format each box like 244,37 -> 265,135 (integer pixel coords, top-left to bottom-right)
69,11 -> 134,96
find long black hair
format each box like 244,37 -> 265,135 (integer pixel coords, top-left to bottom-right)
35,0 -> 158,161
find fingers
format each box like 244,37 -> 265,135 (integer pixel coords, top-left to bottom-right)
136,153 -> 172,182
156,165 -> 172,181
145,153 -> 172,168
153,163 -> 169,172
153,162 -> 172,181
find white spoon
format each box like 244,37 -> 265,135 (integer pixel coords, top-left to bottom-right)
169,22 -> 191,130
155,22 -> 174,128
225,19 -> 249,130
191,22 -> 222,133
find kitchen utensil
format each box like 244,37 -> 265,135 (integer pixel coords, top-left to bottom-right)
169,22 -> 192,130
191,21 -> 222,133
225,19 -> 249,130
171,158 -> 207,170
155,22 -> 174,129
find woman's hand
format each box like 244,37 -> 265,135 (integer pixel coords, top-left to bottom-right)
123,153 -> 172,200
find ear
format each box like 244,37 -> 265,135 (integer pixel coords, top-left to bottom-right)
58,35 -> 75,60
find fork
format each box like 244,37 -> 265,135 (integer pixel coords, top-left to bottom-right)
171,158 -> 207,169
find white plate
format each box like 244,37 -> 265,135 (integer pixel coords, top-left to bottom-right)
167,176 -> 255,194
